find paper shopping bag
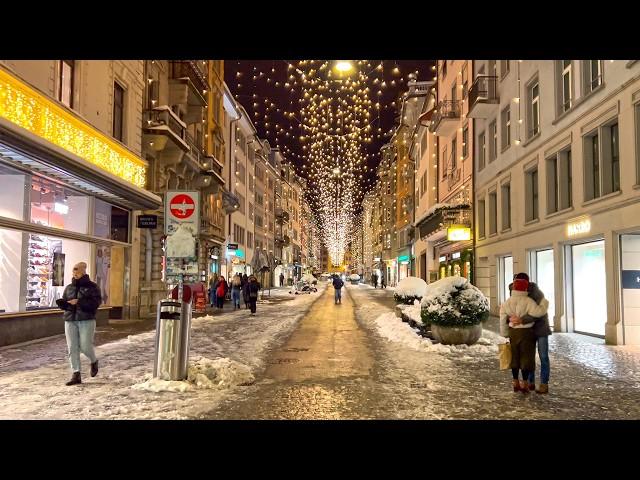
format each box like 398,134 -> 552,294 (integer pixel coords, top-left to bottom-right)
498,343 -> 511,370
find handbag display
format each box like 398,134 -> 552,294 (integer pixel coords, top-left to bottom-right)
498,342 -> 512,370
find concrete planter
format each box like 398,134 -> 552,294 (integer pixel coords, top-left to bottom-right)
431,323 -> 482,346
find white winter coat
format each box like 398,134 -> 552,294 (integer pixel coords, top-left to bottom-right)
499,290 -> 549,337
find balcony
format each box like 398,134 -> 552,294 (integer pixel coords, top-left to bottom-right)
275,206 -> 290,223
169,61 -> 208,124
200,217 -> 224,241
428,100 -> 462,137
142,106 -> 189,166
467,75 -> 499,118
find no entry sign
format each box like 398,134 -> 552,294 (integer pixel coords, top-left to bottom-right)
165,191 -> 200,235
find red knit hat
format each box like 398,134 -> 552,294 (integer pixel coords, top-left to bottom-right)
513,278 -> 529,292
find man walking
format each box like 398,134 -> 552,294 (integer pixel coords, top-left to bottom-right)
56,262 -> 101,386
247,275 -> 261,315
332,274 -> 344,305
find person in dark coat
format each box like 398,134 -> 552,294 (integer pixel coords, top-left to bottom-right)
56,262 -> 101,386
216,277 -> 227,309
507,272 -> 552,394
209,274 -> 219,307
332,274 -> 344,304
242,274 -> 250,309
247,275 -> 261,315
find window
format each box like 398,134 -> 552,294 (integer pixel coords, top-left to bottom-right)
489,121 -> 497,162
547,148 -> 573,214
501,107 -> 511,150
478,132 -> 486,170
387,182 -> 391,195
247,231 -> 253,249
442,60 -> 447,78
442,146 -> 448,178
478,199 -> 486,238
451,82 -> 457,103
583,60 -> 602,94
489,191 -> 497,235
256,215 -> 263,228
501,183 -> 511,230
249,203 -> 254,220
256,192 -> 263,206
525,168 -> 539,222
611,123 -> 620,193
558,60 -> 573,113
528,81 -> 540,138
113,82 -> 125,143
462,125 -> 468,158
235,192 -> 245,214
636,104 -> 640,185
59,60 -> 74,108
500,60 -> 510,79
234,224 -> 245,245
451,138 -> 457,170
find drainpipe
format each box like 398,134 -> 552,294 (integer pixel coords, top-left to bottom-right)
228,106 -> 242,243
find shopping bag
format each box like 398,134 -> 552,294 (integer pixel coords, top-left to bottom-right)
498,343 -> 511,370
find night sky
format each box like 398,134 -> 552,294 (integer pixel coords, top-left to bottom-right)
224,60 -> 436,210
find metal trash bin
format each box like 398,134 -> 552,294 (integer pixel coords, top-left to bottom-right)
153,299 -> 192,381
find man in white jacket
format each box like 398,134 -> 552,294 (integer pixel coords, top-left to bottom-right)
500,278 -> 549,392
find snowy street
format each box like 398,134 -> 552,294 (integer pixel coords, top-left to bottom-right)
1,281 -> 640,419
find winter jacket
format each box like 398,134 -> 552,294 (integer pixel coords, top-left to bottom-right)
507,281 -> 552,337
57,274 -> 101,322
499,291 -> 549,337
247,280 -> 260,299
232,276 -> 242,289
217,279 -> 227,298
332,277 -> 344,289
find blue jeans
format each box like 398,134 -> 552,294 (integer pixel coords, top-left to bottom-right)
232,289 -> 241,308
528,336 -> 550,384
65,320 -> 97,373
334,288 -> 342,303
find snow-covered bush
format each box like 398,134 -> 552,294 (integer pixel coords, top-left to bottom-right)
302,273 -> 317,284
394,276 -> 427,305
349,274 -> 360,281
420,276 -> 489,327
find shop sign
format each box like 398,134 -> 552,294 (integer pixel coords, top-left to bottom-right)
165,191 -> 200,236
622,270 -> 640,289
227,243 -> 238,251
439,256 -> 447,263
452,252 -> 461,259
373,257 -> 381,262
235,249 -> 245,258
398,255 -> 410,262
137,215 -> 157,229
567,217 -> 591,237
447,226 -> 471,241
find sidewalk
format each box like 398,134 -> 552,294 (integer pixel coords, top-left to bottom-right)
0,284 -> 327,419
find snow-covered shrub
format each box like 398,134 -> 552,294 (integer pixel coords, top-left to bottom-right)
394,276 -> 427,305
420,276 -> 489,327
302,273 -> 317,284
349,274 -> 360,281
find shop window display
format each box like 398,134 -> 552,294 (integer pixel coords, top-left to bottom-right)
30,178 -> 89,234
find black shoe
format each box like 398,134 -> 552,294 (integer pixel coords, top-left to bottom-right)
91,360 -> 99,377
66,371 -> 81,386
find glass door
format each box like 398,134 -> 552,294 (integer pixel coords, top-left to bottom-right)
533,249 -> 555,321
571,240 -> 606,336
499,256 -> 513,304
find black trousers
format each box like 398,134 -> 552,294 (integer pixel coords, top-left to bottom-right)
216,296 -> 224,308
249,299 -> 257,313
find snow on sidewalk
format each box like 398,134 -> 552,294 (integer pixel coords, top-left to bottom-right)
0,284 -> 327,419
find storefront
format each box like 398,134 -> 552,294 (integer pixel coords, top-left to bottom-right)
0,67 -> 161,346
438,248 -> 473,282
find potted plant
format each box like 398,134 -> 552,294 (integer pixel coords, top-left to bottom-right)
393,276 -> 427,305
420,276 -> 489,345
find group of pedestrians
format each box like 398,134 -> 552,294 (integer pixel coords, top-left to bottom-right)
371,273 -> 386,289
208,273 -> 261,315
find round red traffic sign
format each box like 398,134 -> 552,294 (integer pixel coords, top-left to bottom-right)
169,194 -> 196,219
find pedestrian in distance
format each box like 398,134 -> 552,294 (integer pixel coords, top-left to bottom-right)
247,275 -> 261,315
216,276 -> 227,309
209,274 -> 219,308
380,275 -> 386,289
232,273 -> 242,309
507,272 -> 552,394
279,272 -> 285,287
55,262 -> 101,386
499,275 -> 549,393
332,274 -> 344,304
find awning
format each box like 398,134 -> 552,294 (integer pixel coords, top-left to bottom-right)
0,120 -> 161,210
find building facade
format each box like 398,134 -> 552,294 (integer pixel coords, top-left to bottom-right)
0,60 -> 161,345
473,59 -> 640,345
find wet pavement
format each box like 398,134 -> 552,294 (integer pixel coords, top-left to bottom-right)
199,284 -> 640,420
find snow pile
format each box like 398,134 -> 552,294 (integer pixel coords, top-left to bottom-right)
349,274 -> 361,281
302,273 -> 317,284
132,377 -> 193,393
403,302 -> 424,325
373,311 -> 498,357
187,357 -> 254,389
131,357 -> 254,393
421,277 -> 489,327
